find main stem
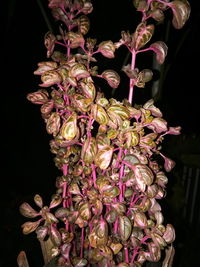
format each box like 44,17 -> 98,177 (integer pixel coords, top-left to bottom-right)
128,49 -> 136,105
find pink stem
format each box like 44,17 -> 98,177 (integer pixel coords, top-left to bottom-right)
130,246 -> 140,263
128,49 -> 136,105
124,245 -> 129,263
114,218 -> 118,234
80,227 -> 84,258
91,163 -> 97,188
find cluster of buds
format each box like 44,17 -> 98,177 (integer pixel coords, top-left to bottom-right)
20,0 -> 190,266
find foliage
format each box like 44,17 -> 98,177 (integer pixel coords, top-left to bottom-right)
19,0 -> 190,266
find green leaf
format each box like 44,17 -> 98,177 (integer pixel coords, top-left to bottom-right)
118,215 -> 132,241
101,70 -> 120,88
150,41 -> 168,64
133,22 -> 154,50
170,0 -> 191,29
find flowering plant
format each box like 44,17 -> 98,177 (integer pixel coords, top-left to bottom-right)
18,0 -> 190,266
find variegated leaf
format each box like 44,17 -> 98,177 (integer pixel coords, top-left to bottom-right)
21,220 -> 41,235
80,79 -> 96,99
50,224 -> 62,246
40,70 -> 62,87
69,63 -> 90,80
44,31 -> 56,58
94,145 -> 114,169
27,89 -> 49,105
143,99 -> 163,117
150,41 -> 168,64
78,15 -> 90,35
118,215 -> 132,241
19,203 -> 39,218
46,112 -> 61,136
133,22 -> 154,50
163,224 -> 176,243
101,70 -> 120,88
110,242 -> 123,255
169,0 -> 191,29
60,113 -> 78,141
66,31 -> 85,48
79,202 -> 91,220
148,117 -> 168,133
98,40 -> 116,58
134,212 -> 148,228
34,61 -> 57,75
81,137 -> 97,164
34,194 -> 43,208
133,163 -> 154,189
91,104 -> 109,125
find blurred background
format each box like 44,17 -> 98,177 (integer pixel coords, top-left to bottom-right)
2,0 -> 200,266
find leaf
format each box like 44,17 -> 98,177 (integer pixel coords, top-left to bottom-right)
50,224 -> 62,246
146,242 -> 161,262
17,251 -> 30,267
36,226 -> 48,240
55,207 -> 70,219
136,69 -> 153,88
66,32 -> 85,48
95,145 -> 114,169
19,203 -> 39,218
40,99 -> 54,115
99,40 -> 116,58
133,22 -> 154,50
71,94 -> 93,113
79,202 -> 91,220
60,113 -> 78,141
46,112 -> 61,136
168,126 -> 181,135
81,137 -> 97,164
69,63 -> 90,80
27,89 -> 49,105
150,41 -> 168,64
133,164 -> 154,191
101,70 -> 120,88
143,99 -> 163,117
148,117 -> 168,133
82,1 -> 93,14
102,185 -> 120,198
118,215 -> 132,241
49,194 -> 62,209
170,0 -> 191,29
111,203 -> 126,214
163,224 -> 176,243
80,78 -> 96,100
34,194 -> 43,208
91,104 -> 109,125
134,212 -> 148,228
44,31 -> 56,58
98,245 -> 113,260
40,70 -> 62,87
162,245 -> 175,267
78,15 -> 90,35
95,219 -> 108,239
21,220 -> 41,235
110,242 -> 123,255
34,61 -> 57,75
73,257 -> 88,267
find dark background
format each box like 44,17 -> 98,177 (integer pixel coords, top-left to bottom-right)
2,0 -> 200,266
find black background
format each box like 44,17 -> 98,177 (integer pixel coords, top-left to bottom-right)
2,0 -> 200,266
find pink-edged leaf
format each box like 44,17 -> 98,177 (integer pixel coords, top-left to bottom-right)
134,163 -> 154,187
133,0 -> 148,11
66,31 -> 85,48
91,104 -> 109,125
34,61 -> 57,75
27,89 -> 49,105
34,194 -> 43,208
146,242 -> 161,262
150,41 -> 168,64
94,145 -> 114,170
148,117 -> 168,133
50,224 -> 62,246
78,15 -> 90,35
40,99 -> 54,115
95,218 -> 108,239
156,171 -> 168,187
82,1 -> 93,14
168,126 -> 181,135
134,212 -> 148,228
69,63 -> 90,80
21,220 -> 41,235
80,78 -> 96,100
17,251 -> 30,267
60,113 -> 78,141
143,99 -> 163,117
36,226 -> 48,240
46,112 -> 61,136
48,0 -> 68,9
19,203 -> 39,218
163,224 -> 176,243
49,194 -> 62,209
169,0 -> 191,29
162,154 -> 176,172
81,137 -> 97,164
101,70 -> 120,88
40,70 -> 62,87
118,215 -> 132,241
98,40 -> 116,58
44,31 -> 56,58
133,22 -> 154,50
